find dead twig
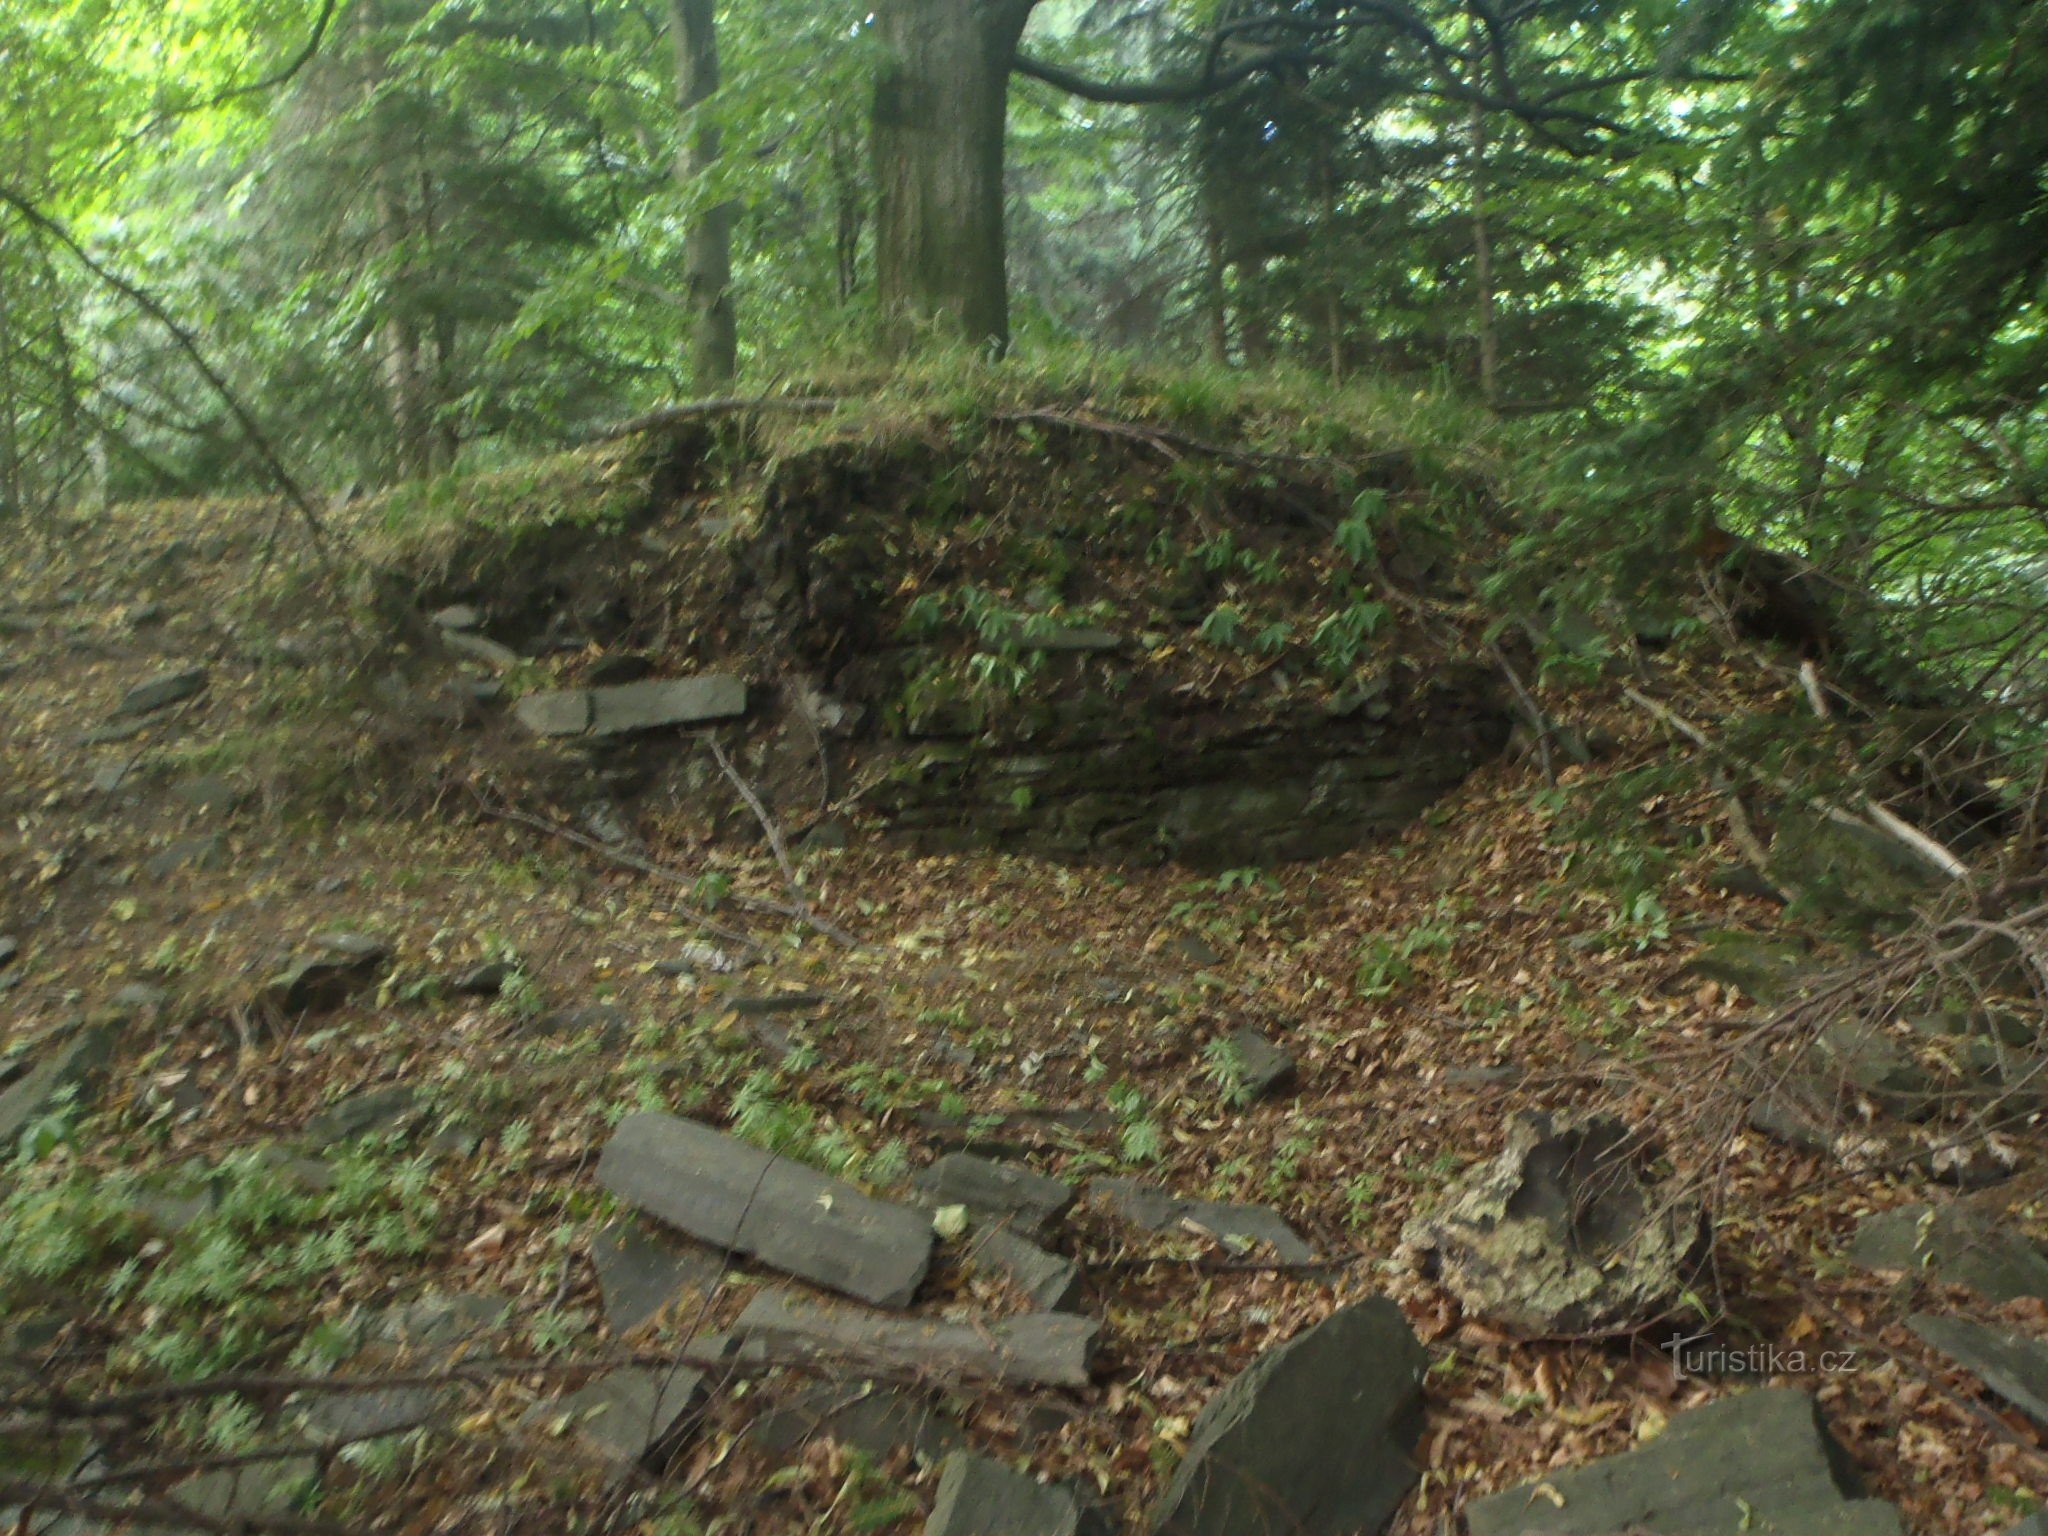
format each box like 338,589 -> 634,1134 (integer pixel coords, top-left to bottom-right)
708,737 -> 860,948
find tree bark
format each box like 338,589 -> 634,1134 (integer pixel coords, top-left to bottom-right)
672,0 -> 736,388
871,0 -> 1036,355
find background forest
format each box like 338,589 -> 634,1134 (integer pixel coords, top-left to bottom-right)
2,0 -> 2044,723
10,6 -> 2048,1536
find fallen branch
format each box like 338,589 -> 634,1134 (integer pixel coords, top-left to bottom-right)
708,738 -> 858,948
1620,685 -> 1971,883
471,792 -> 762,949
585,395 -> 839,442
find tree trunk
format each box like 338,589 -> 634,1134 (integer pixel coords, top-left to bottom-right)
871,0 -> 1036,355
672,0 -> 736,388
1468,96 -> 1500,409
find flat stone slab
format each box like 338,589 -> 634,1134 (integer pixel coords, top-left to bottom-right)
748,1381 -> 965,1465
115,665 -> 208,716
732,1290 -> 1097,1388
1911,1313 -> 2048,1425
1465,1386 -> 1904,1536
301,1383 -> 446,1445
515,675 -> 746,738
1847,1202 -> 2048,1304
523,1364 -> 707,1478
1091,1176 -> 1314,1264
962,1224 -> 1081,1311
597,1111 -> 934,1308
1152,1298 -> 1426,1536
592,1221 -> 724,1335
912,1153 -> 1075,1238
927,1452 -> 1111,1536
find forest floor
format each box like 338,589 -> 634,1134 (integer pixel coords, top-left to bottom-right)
2,450 -> 2047,1536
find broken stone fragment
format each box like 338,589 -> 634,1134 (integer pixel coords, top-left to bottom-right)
522,1364 -> 708,1479
1090,1176 -> 1314,1264
731,1289 -> 1097,1388
1401,1110 -> 1708,1334
747,1381 -> 965,1466
0,1019 -> 124,1149
515,675 -> 747,738
926,1452 -> 1112,1536
1151,1298 -> 1426,1536
591,1221 -> 724,1335
431,604 -> 482,631
596,1111 -> 934,1307
1464,1385 -> 1903,1536
1847,1201 -> 2048,1304
1911,1313 -> 2048,1426
263,935 -> 390,1015
1214,1026 -> 1297,1102
303,1083 -> 420,1146
449,959 -> 512,996
911,1153 -> 1075,1238
443,630 -> 521,669
114,664 -> 208,716
960,1222 -> 1082,1311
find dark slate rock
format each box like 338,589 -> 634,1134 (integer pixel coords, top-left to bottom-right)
962,1224 -> 1082,1312
927,1453 -> 1111,1536
1091,1176 -> 1314,1264
1911,1313 -> 2048,1425
263,938 -> 389,1014
169,775 -> 244,816
0,1021 -> 122,1148
1819,1020 -> 1937,1117
1463,1386 -> 1904,1536
723,990 -> 835,1016
596,1111 -> 934,1308
445,630 -> 520,669
586,652 -> 654,685
1684,928 -> 1811,1003
367,1293 -> 512,1353
731,1290 -> 1097,1388
1026,627 -> 1122,655
171,1458 -> 319,1529
2004,1514 -> 2048,1536
592,1221 -> 724,1335
747,1382 -> 965,1465
1216,1026 -> 1296,1102
301,1384 -> 445,1445
912,1154 -> 1075,1238
1400,1110 -> 1707,1334
523,1364 -> 707,1478
449,960 -> 511,996
516,676 -> 747,738
144,834 -> 224,878
537,1003 -> 632,1043
114,665 -> 207,717
1846,1202 -> 2048,1304
1151,1298 -> 1426,1536
304,1084 -> 420,1146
